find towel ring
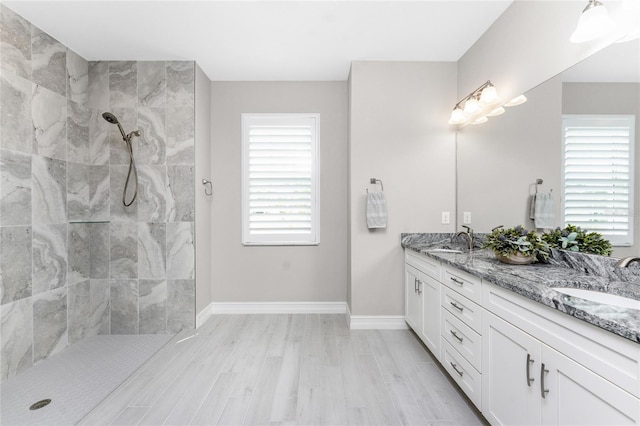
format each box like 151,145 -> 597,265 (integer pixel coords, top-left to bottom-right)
202,179 -> 213,196
367,178 -> 384,193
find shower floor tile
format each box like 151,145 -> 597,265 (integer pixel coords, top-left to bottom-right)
0,334 -> 173,426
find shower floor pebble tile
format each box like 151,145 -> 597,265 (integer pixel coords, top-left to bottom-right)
1,334 -> 173,425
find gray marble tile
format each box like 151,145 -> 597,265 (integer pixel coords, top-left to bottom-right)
1,4 -> 30,79
67,99 -> 90,164
167,279 -> 194,332
0,226 -> 32,304
89,223 -> 109,279
32,154 -> 66,224
90,279 -> 110,335
33,286 -> 68,363
68,280 -> 90,344
166,222 -> 194,279
88,61 -> 109,109
89,165 -> 109,221
110,279 -> 138,334
109,107 -> 138,166
110,222 -> 138,278
138,222 -> 166,279
1,296 -> 33,379
138,61 -> 166,107
32,84 -> 67,160
137,106 -> 166,165
139,279 -> 166,334
0,149 -> 31,226
66,49 -> 88,105
1,72 -> 32,153
166,61 -> 194,107
109,61 -> 137,108
89,108 -> 110,166
31,26 -> 67,97
137,164 -> 167,222
67,162 -> 90,221
167,165 -> 194,222
67,223 -> 89,285
109,165 -> 137,222
166,106 -> 194,165
32,223 -> 67,295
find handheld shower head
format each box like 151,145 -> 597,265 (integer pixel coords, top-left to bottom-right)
102,112 -> 127,140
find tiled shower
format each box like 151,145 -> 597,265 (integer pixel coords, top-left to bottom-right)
0,5 -> 197,380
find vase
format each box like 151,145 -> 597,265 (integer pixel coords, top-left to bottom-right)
495,252 -> 535,265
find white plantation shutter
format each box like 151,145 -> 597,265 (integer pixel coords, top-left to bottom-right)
562,115 -> 635,246
242,114 -> 319,245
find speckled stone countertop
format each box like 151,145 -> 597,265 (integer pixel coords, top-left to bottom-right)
401,233 -> 640,343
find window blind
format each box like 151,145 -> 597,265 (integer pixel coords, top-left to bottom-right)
562,115 -> 635,246
242,114 -> 319,245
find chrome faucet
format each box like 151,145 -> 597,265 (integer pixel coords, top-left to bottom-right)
614,256 -> 640,267
453,225 -> 474,251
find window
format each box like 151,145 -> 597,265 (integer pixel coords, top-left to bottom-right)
241,113 -> 319,245
561,115 -> 635,246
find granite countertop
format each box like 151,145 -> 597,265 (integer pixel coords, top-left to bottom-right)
401,233 -> 640,343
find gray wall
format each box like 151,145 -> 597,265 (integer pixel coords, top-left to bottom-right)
211,82 -> 348,303
348,62 -> 457,316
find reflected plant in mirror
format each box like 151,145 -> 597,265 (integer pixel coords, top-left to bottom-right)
541,224 -> 613,256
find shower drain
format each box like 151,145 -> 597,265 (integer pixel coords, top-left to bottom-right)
29,399 -> 51,410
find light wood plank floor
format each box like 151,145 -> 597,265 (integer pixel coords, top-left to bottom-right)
80,314 -> 486,425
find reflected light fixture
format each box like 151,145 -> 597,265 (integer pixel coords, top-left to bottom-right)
487,106 -> 505,117
570,0 -> 615,43
471,116 -> 488,125
448,80 -> 501,125
504,94 -> 527,107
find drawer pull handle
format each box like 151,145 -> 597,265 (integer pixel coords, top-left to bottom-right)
449,329 -> 463,343
449,301 -> 464,312
541,363 -> 549,398
526,353 -> 535,387
450,362 -> 464,377
450,277 -> 464,286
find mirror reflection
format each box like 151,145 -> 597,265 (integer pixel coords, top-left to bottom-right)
456,39 -> 640,257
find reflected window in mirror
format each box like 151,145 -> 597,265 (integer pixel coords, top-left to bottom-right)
561,115 -> 636,246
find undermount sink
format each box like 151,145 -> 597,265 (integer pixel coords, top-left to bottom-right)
553,287 -> 640,311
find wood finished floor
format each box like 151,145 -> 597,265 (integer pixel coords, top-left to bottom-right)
80,314 -> 485,426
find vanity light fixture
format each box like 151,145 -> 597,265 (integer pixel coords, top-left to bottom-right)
448,80 -> 501,125
471,116 -> 488,125
487,106 -> 505,117
570,0 -> 615,43
504,94 -> 527,107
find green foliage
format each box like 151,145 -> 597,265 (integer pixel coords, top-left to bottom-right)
482,225 -> 550,263
541,224 -> 612,256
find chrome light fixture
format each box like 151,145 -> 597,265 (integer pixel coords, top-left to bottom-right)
448,80 -> 501,125
570,0 -> 615,43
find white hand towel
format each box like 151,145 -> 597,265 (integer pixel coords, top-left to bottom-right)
534,192 -> 554,229
367,192 -> 387,229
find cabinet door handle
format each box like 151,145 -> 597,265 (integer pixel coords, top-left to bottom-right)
526,353 -> 535,387
540,363 -> 549,398
449,301 -> 464,312
450,277 -> 464,286
450,362 -> 464,377
414,277 -> 418,294
417,280 -> 422,295
449,329 -> 463,343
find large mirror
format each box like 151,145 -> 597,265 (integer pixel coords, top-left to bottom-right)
456,38 -> 640,257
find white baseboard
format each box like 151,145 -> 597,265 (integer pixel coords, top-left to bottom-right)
346,305 -> 409,330
197,301 -> 347,326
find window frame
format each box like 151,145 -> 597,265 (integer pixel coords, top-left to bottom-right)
561,114 -> 636,247
241,113 -> 320,246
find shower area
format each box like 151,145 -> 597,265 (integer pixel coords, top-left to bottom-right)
0,4 -> 211,423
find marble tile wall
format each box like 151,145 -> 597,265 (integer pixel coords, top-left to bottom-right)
0,5 -> 197,380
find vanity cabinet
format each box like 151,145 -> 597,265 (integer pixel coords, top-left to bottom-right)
405,250 -> 440,356
405,264 -> 423,334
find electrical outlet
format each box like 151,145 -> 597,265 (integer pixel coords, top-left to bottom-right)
442,211 -> 450,224
463,212 -> 472,224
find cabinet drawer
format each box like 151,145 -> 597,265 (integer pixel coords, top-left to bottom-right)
442,286 -> 482,334
442,308 -> 482,372
441,339 -> 482,409
442,265 -> 482,304
405,250 -> 441,280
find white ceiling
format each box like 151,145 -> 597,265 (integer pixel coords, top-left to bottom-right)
562,38 -> 640,83
4,1 -> 512,81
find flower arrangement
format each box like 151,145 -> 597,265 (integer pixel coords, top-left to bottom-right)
482,225 -> 550,264
541,224 -> 612,256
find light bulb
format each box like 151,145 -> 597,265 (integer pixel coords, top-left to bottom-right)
471,116 -> 488,125
570,0 -> 615,43
504,94 -> 527,107
448,107 -> 465,125
480,85 -> 499,104
487,106 -> 505,117
463,97 -> 481,115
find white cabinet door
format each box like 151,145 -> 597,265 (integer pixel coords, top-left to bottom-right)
405,264 -> 422,334
420,274 -> 440,357
483,311 -> 541,426
541,344 -> 640,426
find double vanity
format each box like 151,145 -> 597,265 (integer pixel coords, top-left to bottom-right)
402,233 -> 640,425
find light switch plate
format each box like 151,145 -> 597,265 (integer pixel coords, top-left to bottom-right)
463,212 -> 472,224
442,211 -> 450,224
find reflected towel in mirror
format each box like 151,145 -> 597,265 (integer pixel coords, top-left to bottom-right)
534,192 -> 554,229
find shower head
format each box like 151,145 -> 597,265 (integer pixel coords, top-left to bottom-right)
102,112 -> 127,140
